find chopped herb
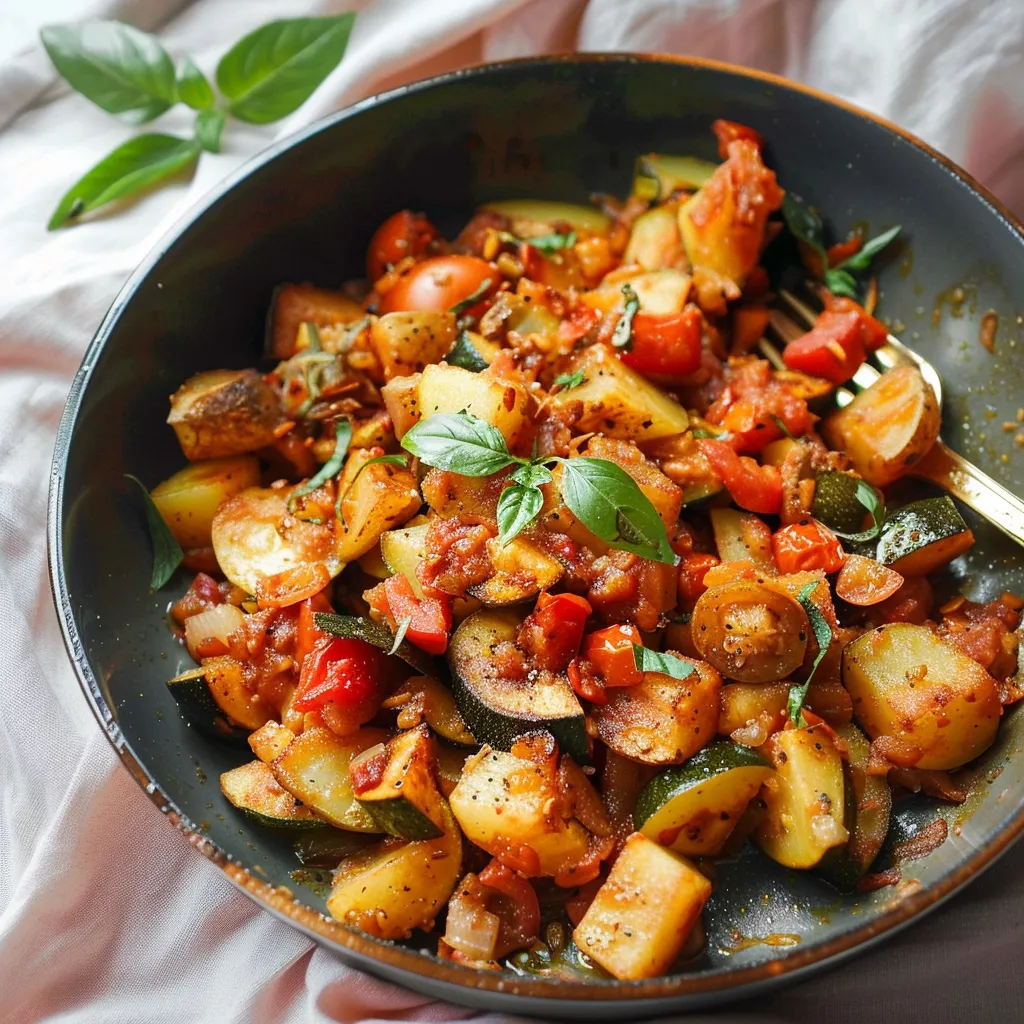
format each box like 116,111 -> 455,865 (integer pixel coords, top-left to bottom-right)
553,369 -> 585,391
787,581 -> 833,726
524,230 -> 576,255
632,645 -> 696,680
611,283 -> 640,350
449,278 -> 493,317
288,418 -> 351,512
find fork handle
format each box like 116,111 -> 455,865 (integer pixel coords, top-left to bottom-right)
910,441 -> 1024,546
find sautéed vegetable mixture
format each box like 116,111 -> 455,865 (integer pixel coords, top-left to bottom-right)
150,120 -> 1024,982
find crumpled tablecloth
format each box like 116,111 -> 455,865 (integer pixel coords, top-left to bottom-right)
2,1 -> 1024,1021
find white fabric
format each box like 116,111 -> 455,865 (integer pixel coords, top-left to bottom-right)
2,1 -> 1024,1021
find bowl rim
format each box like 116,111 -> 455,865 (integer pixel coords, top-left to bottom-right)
47,50 -> 1024,1009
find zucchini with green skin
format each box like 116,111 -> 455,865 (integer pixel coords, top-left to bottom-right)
354,725 -> 445,841
816,723 -> 892,890
448,610 -> 589,763
633,742 -> 773,856
167,658 -> 271,740
383,675 -> 477,746
633,153 -> 719,201
875,496 -> 974,575
271,726 -> 389,832
220,760 -> 325,829
812,471 -> 875,536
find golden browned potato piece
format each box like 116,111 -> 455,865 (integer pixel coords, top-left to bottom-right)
168,369 -> 283,462
842,623 -> 1001,770
370,312 -> 457,379
821,365 -> 940,487
595,655 -> 721,765
692,580 -> 809,683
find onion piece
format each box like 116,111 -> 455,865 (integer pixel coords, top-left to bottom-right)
184,603 -> 245,661
443,885 -> 500,961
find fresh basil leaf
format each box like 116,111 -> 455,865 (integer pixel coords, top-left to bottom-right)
525,230 -> 576,255
553,369 -> 585,391
314,613 -> 435,675
47,133 -> 200,230
689,427 -> 718,440
787,581 -> 833,726
216,14 -> 355,125
288,418 -> 351,511
782,192 -> 826,254
449,278 -> 493,317
832,480 -> 886,542
195,107 -> 226,153
668,611 -> 692,625
558,457 -> 676,565
177,55 -> 214,110
823,267 -> 859,299
611,283 -> 640,350
632,645 -> 696,680
388,616 -> 412,655
41,21 -> 177,123
445,330 -> 489,372
510,462 -> 553,488
836,225 -> 901,272
336,454 -> 409,521
401,410 -> 519,477
497,483 -> 544,544
124,474 -> 183,589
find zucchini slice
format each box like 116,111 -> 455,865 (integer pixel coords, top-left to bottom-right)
812,471 -> 875,536
816,723 -> 892,891
632,153 -> 719,201
326,798 -> 463,939
573,833 -> 711,981
167,658 -> 271,739
354,726 -> 445,841
754,725 -> 848,870
448,610 -> 589,763
633,742 -> 772,856
875,496 -> 974,575
271,726 -> 389,832
220,760 -> 324,829
481,198 -> 611,234
449,747 -> 590,877
314,612 -> 436,676
466,536 -> 564,606
383,675 -> 477,746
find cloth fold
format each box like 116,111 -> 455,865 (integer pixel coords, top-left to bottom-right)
2,1 -> 1024,1021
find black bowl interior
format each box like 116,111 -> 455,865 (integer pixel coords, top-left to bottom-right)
51,55 -> 1024,1018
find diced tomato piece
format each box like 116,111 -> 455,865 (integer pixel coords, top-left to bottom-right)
296,592 -> 334,670
371,574 -> 452,655
582,623 -> 644,688
558,303 -> 600,345
620,306 -> 703,378
292,636 -> 392,727
517,592 -> 592,672
567,659 -> 607,705
367,210 -> 438,281
254,562 -> 331,610
678,552 -> 721,604
782,297 -> 887,385
697,438 -> 782,514
711,119 -> 764,158
772,518 -> 845,575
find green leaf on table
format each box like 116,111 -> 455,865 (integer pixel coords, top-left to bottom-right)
524,230 -> 576,255
823,267 -> 859,299
47,133 -> 200,230
632,645 -> 696,680
216,14 -> 356,125
835,225 -> 901,272
41,20 -> 177,123
177,55 -> 214,110
558,457 -> 676,565
288,418 -> 352,511
124,474 -> 183,590
553,369 -> 585,391
401,410 -> 520,477
782,192 -> 826,255
497,484 -> 545,544
195,107 -> 226,153
610,283 -> 640,350
786,581 -> 834,726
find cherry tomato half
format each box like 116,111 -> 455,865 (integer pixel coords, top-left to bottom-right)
380,255 -> 496,314
620,306 -> 703,379
366,210 -> 438,281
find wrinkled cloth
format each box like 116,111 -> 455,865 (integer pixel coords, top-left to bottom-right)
2,1 -> 1024,1021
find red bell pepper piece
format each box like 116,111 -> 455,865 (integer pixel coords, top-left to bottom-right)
295,592 -> 334,671
581,623 -> 644,688
292,636 -> 392,726
619,306 -> 703,379
772,519 -> 846,575
517,592 -> 592,672
678,552 -> 721,604
697,438 -> 782,515
368,574 -> 453,655
782,297 -> 887,385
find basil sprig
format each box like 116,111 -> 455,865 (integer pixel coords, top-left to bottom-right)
125,474 -> 183,589
525,230 -> 576,255
553,369 -> 585,391
287,419 -> 352,512
611,283 -> 640,349
401,410 -> 676,563
781,193 -> 900,301
41,15 -> 355,228
632,645 -> 696,681
786,581 -> 833,727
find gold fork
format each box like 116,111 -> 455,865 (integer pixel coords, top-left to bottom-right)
763,288 -> 1024,547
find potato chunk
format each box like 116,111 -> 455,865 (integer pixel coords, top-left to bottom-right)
371,312 -> 457,379
843,623 -> 1001,770
574,833 -> 711,980
417,362 -> 528,449
168,369 -> 283,461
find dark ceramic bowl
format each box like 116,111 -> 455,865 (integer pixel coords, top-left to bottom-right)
49,54 -> 1024,1017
